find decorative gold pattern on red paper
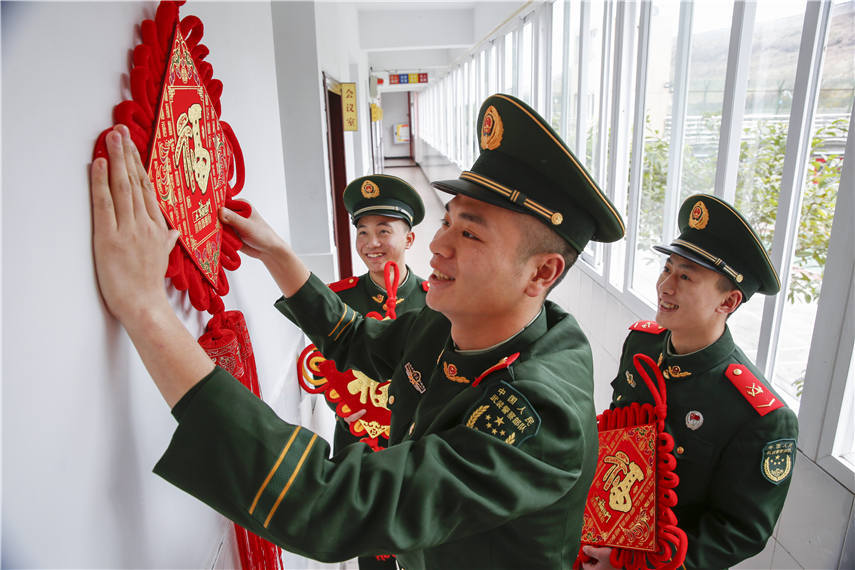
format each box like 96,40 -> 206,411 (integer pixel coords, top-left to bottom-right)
581,424 -> 657,551
148,29 -> 230,287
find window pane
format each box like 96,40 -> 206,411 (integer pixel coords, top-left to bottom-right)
551,0 -> 566,133
564,0 -> 582,151
504,31 -> 515,94
520,20 -> 533,105
631,0 -> 683,304
579,0 -> 607,268
729,1 -> 807,361
774,1 -> 854,404
680,0 -> 734,201
489,43 -> 498,95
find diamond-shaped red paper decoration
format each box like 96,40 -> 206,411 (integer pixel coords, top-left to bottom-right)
93,0 -> 250,316
581,424 -> 657,551
148,28 -> 230,287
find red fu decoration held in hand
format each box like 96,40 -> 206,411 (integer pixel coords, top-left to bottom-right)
575,353 -> 688,570
296,261 -> 401,452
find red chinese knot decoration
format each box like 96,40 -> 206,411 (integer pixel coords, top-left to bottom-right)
93,0 -> 248,316
92,2 -> 282,569
575,353 -> 688,570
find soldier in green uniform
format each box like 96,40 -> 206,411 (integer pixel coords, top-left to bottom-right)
90,94 -> 625,569
332,175 -> 428,570
581,195 -> 798,570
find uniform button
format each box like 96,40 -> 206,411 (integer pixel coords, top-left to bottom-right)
676,446 -> 685,455
408,422 -> 415,436
388,395 -> 395,405
733,368 -> 743,375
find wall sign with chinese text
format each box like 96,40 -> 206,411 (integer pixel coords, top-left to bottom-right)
341,82 -> 358,131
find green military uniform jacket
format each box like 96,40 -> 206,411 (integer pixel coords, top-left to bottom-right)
610,322 -> 798,569
155,273 -> 598,569
325,269 -> 428,452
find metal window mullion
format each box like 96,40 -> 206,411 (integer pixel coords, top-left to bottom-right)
799,102 -> 855,462
755,1 -> 832,377
575,0 -> 591,157
623,0 -> 653,292
594,0 -> 614,185
663,0 -> 694,244
714,0 -> 757,203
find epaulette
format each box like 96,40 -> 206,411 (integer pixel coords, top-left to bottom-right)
421,281 -> 430,292
725,364 -> 784,416
472,352 -> 520,387
328,276 -> 359,293
629,320 -> 666,334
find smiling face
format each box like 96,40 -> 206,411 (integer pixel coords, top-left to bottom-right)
354,215 -> 414,277
656,254 -> 742,353
427,195 -> 539,327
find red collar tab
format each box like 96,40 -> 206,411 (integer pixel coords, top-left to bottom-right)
328,276 -> 359,293
472,352 -> 521,388
725,364 -> 784,416
629,320 -> 666,334
421,280 -> 430,292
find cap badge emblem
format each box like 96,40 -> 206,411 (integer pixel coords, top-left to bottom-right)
480,105 -> 504,150
688,200 -> 709,230
685,410 -> 704,430
361,180 -> 380,199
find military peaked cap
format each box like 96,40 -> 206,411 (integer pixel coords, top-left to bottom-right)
653,194 -> 781,300
431,93 -> 624,251
343,175 -> 425,227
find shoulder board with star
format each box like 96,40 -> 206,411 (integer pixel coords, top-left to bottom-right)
725,364 -> 784,416
629,320 -> 666,334
328,276 -> 360,293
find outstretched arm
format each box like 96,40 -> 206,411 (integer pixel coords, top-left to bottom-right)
218,201 -> 309,298
91,125 -> 214,407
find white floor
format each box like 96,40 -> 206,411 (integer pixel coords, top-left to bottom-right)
377,161 -> 446,283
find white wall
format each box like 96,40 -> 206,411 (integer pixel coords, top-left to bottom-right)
0,2 -> 314,567
381,91 -> 411,158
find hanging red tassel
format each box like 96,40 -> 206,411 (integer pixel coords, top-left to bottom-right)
200,310 -> 284,570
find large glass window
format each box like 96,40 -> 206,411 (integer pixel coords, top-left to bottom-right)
631,0 -> 683,304
773,1 -> 853,403
729,1 -> 807,361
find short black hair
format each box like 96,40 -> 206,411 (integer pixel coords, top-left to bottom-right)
517,216 -> 579,293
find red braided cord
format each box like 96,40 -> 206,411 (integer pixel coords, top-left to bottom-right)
383,261 -> 401,319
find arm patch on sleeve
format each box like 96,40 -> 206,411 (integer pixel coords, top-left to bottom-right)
464,381 -> 540,447
761,439 -> 795,485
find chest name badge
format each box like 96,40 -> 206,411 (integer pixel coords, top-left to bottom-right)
464,381 -> 540,447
